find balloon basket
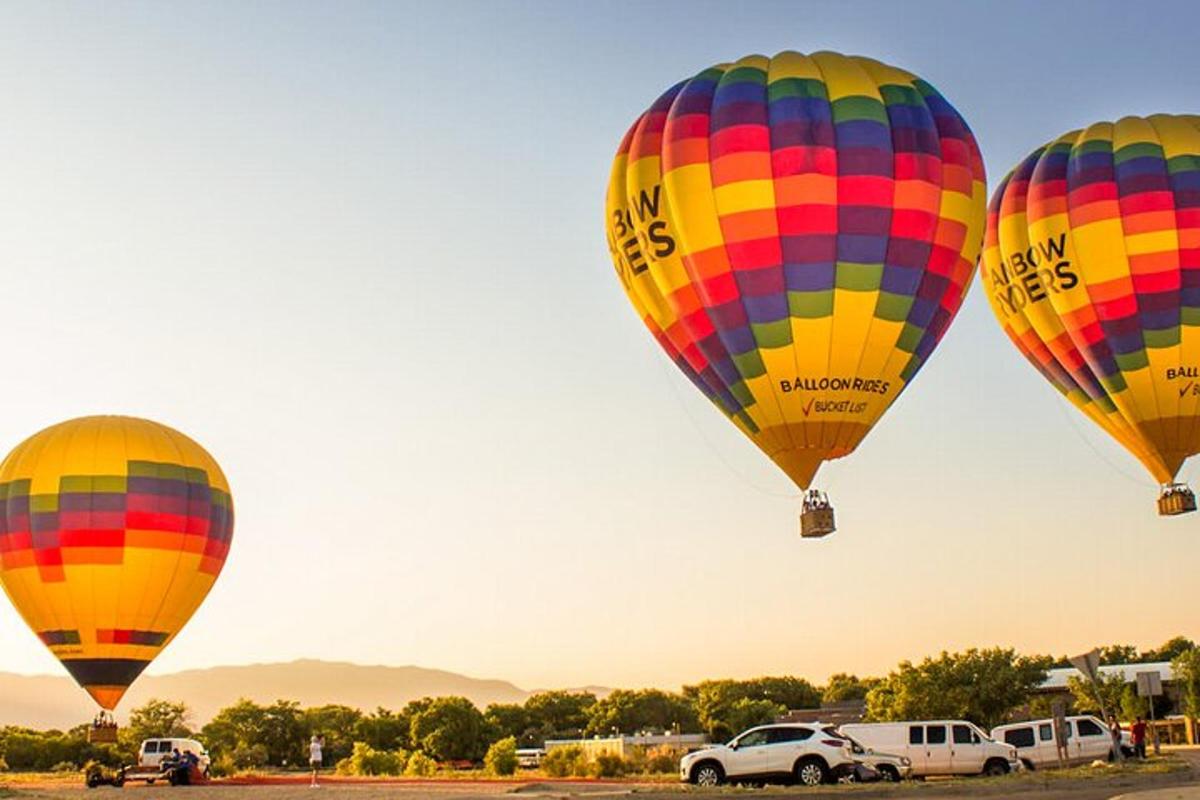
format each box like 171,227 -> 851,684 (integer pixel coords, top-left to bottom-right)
88,725 -> 119,744
1158,484 -> 1197,516
800,490 -> 836,538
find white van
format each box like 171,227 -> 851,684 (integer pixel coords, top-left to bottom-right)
991,716 -> 1132,770
138,738 -> 211,774
839,721 -> 1020,777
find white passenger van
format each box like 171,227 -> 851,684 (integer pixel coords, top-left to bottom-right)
839,721 -> 1020,777
138,738 -> 211,773
991,715 -> 1132,769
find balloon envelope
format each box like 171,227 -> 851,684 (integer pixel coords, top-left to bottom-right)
0,416 -> 233,709
606,51 -> 986,490
982,115 -> 1200,487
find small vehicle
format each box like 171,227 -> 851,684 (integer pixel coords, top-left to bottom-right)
840,721 -> 1020,778
991,715 -> 1134,770
679,723 -> 857,787
831,727 -> 912,782
516,748 -> 545,768
138,738 -> 211,774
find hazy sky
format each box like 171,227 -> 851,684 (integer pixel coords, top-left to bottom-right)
0,1 -> 1197,695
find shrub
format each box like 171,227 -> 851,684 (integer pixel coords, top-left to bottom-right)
338,742 -> 407,776
542,745 -> 587,778
51,761 -> 77,772
590,752 -> 626,778
644,746 -> 684,774
230,743 -> 269,770
0,755 -> 7,772
404,751 -> 436,777
483,736 -> 518,776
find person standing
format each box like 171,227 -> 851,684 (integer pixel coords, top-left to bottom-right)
1131,717 -> 1148,759
309,734 -> 324,787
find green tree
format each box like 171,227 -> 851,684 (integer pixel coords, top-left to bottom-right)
523,691 -> 596,740
484,704 -> 532,744
1143,637 -> 1196,663
1067,672 -> 1126,717
1097,644 -> 1140,665
725,698 -> 785,736
584,689 -> 699,736
354,708 -> 410,752
125,699 -> 192,742
409,696 -> 490,762
865,648 -> 1052,729
483,736 -> 518,776
1172,648 -> 1200,719
201,698 -> 305,767
303,704 -> 363,766
684,677 -> 816,741
822,674 -> 878,704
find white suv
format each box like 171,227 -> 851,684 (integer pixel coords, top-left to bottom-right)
679,723 -> 857,787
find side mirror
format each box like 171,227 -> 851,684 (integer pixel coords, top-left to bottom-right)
729,743 -> 738,751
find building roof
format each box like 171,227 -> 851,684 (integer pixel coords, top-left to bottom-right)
1039,662 -> 1173,691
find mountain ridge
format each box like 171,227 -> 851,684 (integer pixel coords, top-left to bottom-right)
0,659 -> 612,731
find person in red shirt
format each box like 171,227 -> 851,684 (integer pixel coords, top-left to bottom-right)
1131,717 -> 1148,759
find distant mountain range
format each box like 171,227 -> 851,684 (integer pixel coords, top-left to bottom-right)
0,659 -> 612,731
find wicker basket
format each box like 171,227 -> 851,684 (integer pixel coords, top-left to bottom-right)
1158,486 -> 1197,516
87,726 -> 119,744
800,506 -> 836,538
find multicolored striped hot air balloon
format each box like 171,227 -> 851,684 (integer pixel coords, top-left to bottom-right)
0,416 -> 234,710
983,115 -> 1200,515
605,51 -> 986,535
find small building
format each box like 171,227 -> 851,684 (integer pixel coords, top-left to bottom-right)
779,700 -> 866,727
544,732 -> 710,759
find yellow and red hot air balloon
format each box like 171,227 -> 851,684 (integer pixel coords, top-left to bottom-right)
605,51 -> 986,536
983,115 -> 1200,515
0,416 -> 233,710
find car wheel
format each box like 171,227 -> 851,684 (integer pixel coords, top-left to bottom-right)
878,765 -> 900,782
982,758 -> 1010,777
691,762 -> 724,786
794,757 -> 828,787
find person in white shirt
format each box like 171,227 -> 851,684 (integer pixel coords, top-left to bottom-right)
309,734 -> 324,787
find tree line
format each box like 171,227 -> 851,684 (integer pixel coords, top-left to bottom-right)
2,635 -> 1198,774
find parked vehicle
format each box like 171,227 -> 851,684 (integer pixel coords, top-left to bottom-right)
991,716 -> 1134,770
679,723 -> 857,787
831,727 -> 913,782
839,721 -> 1020,778
515,748 -> 545,769
138,738 -> 211,774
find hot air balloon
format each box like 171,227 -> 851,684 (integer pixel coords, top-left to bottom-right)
982,115 -> 1199,516
605,51 -> 986,536
0,416 -> 234,721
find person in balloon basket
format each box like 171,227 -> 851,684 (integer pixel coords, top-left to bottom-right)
310,734 -> 325,787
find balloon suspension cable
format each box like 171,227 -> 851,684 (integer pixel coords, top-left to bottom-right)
652,354 -> 796,500
1054,394 -> 1158,489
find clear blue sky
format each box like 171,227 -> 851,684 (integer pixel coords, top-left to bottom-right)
0,1 -> 1196,691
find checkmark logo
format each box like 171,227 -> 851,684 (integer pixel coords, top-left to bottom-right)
801,397 -> 816,417
1182,382 -> 1194,399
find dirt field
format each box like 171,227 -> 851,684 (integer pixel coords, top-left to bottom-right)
3,751 -> 1198,800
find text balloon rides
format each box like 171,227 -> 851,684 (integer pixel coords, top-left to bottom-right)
605,51 -> 986,535
0,416 -> 234,709
983,115 -> 1199,515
